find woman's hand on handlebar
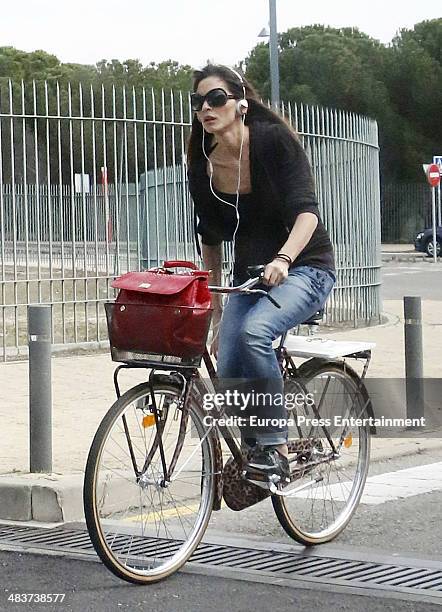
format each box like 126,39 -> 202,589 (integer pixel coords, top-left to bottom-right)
262,258 -> 290,286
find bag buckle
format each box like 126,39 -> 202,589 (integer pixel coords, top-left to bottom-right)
147,267 -> 174,275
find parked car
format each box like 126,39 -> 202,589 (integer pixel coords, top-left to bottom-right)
415,226 -> 442,256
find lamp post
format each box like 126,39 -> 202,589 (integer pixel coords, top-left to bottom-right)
269,0 -> 280,111
258,1 -> 280,111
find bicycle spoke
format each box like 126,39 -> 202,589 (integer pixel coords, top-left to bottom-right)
84,381 -> 215,583
274,364 -> 370,544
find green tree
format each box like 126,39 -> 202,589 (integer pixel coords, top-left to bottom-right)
0,48 -> 194,182
244,20 -> 442,182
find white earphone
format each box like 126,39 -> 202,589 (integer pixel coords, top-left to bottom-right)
228,66 -> 249,117
236,98 -> 249,116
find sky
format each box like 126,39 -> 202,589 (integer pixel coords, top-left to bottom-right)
1,1 -> 440,69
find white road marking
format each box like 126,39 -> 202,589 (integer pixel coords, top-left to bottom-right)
383,271 -> 420,277
382,266 -> 422,271
360,461 -> 442,504
382,265 -> 442,277
296,462 -> 442,505
382,265 -> 442,273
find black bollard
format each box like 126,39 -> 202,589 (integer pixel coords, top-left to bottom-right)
403,296 -> 424,426
28,305 -> 52,472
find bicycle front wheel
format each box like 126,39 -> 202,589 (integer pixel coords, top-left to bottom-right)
273,360 -> 371,545
84,380 -> 216,584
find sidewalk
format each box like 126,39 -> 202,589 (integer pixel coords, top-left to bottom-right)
382,244 -> 415,252
381,243 -> 426,263
0,298 -> 441,521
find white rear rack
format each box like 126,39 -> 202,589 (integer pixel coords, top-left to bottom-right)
279,336 -> 376,359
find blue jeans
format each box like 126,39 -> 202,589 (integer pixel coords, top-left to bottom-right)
216,265 -> 336,446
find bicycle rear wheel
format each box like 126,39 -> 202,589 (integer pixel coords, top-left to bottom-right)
273,360 -> 370,545
84,380 -> 215,584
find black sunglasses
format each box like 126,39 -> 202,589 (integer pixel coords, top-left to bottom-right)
190,88 -> 236,112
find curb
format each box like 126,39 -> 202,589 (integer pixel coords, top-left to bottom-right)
0,473 -> 83,522
2,437 -> 442,524
382,253 -> 426,263
377,307 -> 401,329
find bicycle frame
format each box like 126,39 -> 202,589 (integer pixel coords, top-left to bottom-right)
109,271 -> 374,492
110,347 -> 372,495
111,351 -> 246,478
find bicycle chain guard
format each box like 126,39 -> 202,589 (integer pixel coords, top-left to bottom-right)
222,439 -> 321,511
222,448 -> 271,511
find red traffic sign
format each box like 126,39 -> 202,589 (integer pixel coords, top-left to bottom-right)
427,163 -> 441,187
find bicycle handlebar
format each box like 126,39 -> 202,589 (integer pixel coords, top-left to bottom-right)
208,275 -> 281,309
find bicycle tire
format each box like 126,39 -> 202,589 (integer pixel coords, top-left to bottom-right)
272,359 -> 371,545
84,380 -> 216,584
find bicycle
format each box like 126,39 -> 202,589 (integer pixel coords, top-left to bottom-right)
83,264 -> 376,584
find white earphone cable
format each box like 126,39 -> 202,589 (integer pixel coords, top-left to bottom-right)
201,114 -> 245,285
200,67 -> 247,345
201,111 -> 246,345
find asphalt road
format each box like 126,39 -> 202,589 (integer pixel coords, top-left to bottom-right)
2,448 -> 442,611
0,550 -> 440,612
381,261 -> 442,300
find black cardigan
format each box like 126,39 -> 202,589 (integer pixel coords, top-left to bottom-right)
188,120 -> 335,280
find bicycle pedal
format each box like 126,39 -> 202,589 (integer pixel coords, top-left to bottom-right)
242,473 -> 272,490
241,469 -> 286,490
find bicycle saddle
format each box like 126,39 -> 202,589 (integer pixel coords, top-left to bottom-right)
302,308 -> 324,325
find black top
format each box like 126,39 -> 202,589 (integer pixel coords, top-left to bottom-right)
188,120 -> 335,283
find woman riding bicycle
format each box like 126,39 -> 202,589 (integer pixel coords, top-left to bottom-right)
187,64 -> 335,483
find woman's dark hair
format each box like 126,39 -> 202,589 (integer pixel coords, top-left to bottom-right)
187,64 -> 297,169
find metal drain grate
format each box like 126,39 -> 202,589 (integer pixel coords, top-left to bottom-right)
1,524 -> 442,597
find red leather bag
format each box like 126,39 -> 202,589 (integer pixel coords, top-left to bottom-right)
107,261 -> 212,362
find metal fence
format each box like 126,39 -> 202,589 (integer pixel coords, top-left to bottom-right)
0,80 -> 381,361
381,183 -> 433,243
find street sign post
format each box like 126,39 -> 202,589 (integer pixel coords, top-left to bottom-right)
426,163 -> 441,263
427,163 -> 441,188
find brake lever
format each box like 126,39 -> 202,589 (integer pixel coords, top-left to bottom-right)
266,294 -> 281,309
259,273 -> 282,308
245,288 -> 281,309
